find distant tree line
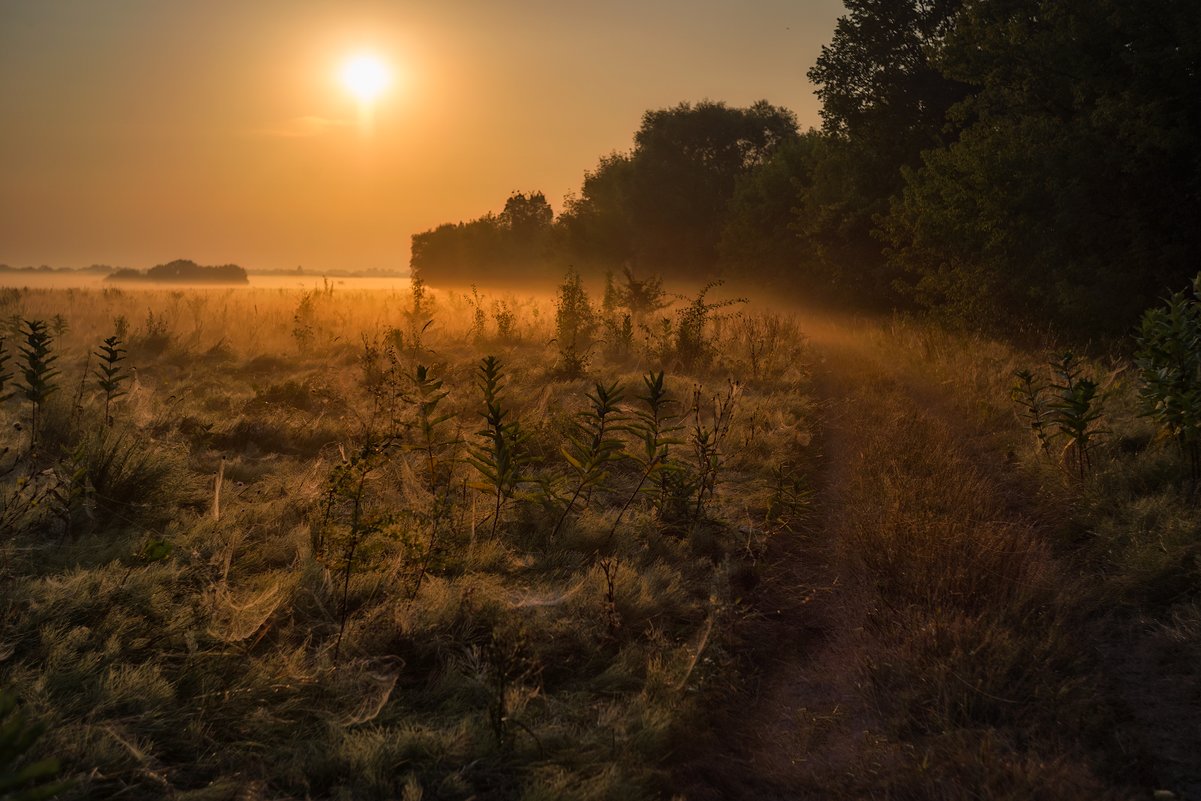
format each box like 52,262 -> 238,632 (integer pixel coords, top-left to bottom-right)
108,259 -> 248,284
411,0 -> 1201,335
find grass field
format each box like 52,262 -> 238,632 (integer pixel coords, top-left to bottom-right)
0,278 -> 815,800
2,276 -> 1199,800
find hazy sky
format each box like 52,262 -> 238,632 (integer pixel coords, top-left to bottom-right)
0,0 -> 845,272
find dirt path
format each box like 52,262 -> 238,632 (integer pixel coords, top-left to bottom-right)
674,320 -> 1143,799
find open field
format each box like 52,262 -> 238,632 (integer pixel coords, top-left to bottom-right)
3,277 -> 1200,800
5,0 -> 1198,797
0,279 -> 815,799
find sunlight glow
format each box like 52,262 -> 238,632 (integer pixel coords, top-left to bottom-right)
340,53 -> 391,103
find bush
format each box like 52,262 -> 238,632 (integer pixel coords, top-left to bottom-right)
1135,273 -> 1201,484
553,270 -> 596,377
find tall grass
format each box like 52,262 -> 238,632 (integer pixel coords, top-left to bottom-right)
0,275 -> 815,799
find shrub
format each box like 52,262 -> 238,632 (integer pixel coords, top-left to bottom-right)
135,310 -> 172,356
492,300 -> 517,343
1010,354 -> 1107,478
1135,273 -> 1201,484
553,270 -> 596,378
673,281 -> 745,371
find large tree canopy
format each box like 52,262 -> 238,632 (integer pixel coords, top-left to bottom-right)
560,100 -> 799,277
884,0 -> 1201,330
789,0 -> 974,302
410,0 -> 1199,337
410,191 -> 555,286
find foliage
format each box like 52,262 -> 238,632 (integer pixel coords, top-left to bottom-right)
472,624 -> 539,751
1135,274 -> 1201,483
673,281 -> 746,371
687,381 -> 742,526
466,286 -> 487,343
135,310 -> 172,356
17,320 -> 59,450
468,356 -> 532,537
1047,354 -> 1105,479
407,363 -> 460,597
410,192 -> 555,286
1011,369 -> 1053,455
491,300 -> 517,343
609,371 -> 682,539
92,335 -> 128,426
314,440 -> 393,665
560,100 -> 799,278
551,381 -> 626,540
553,270 -> 596,377
1010,354 -> 1106,478
883,0 -> 1201,332
106,258 -> 248,285
292,290 -> 318,353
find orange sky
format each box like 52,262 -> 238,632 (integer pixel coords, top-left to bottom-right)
0,1 -> 844,273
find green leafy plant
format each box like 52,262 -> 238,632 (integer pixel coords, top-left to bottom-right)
1135,275 -> 1201,484
292,291 -> 318,353
314,441 -> 392,665
466,285 -> 487,343
49,314 -> 69,338
1011,368 -> 1053,455
93,335 -> 128,426
688,380 -> 742,528
492,300 -> 517,343
471,623 -> 539,752
550,380 -> 626,541
608,371 -> 681,540
553,270 -> 596,378
1010,355 -> 1106,478
600,271 -> 635,360
1048,353 -> 1105,479
407,363 -> 460,597
766,459 -> 813,532
602,313 -> 634,361
46,443 -> 90,538
18,320 -> 59,451
137,310 -> 172,356
406,272 -> 433,348
674,281 -> 746,371
468,356 -> 532,538
617,267 -> 669,320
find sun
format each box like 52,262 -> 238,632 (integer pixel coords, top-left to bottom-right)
340,53 -> 391,103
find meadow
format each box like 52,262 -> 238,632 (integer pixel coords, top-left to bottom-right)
3,272 -> 1200,800
0,275 -> 815,800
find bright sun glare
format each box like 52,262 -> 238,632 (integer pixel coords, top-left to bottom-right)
341,53 -> 391,103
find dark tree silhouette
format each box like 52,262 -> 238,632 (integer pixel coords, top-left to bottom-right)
559,100 -> 799,278
410,192 -> 556,286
